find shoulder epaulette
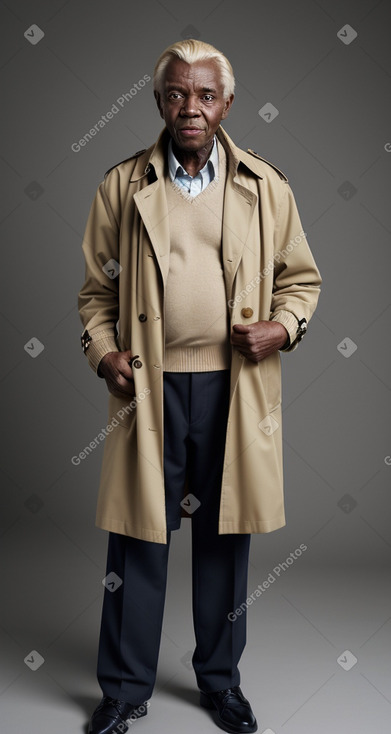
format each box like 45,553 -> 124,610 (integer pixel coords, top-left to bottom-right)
247,149 -> 288,182
104,149 -> 146,178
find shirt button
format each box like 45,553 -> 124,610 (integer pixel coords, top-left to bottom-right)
133,359 -> 142,369
139,313 -> 147,322
241,307 -> 253,318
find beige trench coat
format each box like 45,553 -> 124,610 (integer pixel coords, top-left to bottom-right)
78,125 -> 321,544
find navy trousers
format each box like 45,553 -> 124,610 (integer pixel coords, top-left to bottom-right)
96,370 -> 251,705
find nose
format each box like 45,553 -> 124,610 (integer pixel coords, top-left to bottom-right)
180,94 -> 200,116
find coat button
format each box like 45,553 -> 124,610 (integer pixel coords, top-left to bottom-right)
139,313 -> 147,322
129,355 -> 143,369
241,307 -> 253,318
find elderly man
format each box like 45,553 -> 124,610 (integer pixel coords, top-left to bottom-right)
79,39 -> 321,734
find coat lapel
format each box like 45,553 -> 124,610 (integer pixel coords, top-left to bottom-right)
133,125 -> 261,296
221,178 -> 258,304
133,129 -> 171,287
216,127 -> 259,304
133,180 -> 171,287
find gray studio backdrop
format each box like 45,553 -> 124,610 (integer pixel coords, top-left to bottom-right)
1,1 -> 390,733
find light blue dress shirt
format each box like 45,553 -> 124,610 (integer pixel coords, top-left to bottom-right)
167,135 -> 218,197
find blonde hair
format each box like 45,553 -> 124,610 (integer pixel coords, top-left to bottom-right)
153,39 -> 235,98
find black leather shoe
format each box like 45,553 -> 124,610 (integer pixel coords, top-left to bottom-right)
200,686 -> 257,733
88,696 -> 148,734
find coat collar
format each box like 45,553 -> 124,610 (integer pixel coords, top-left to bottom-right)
130,125 -> 268,183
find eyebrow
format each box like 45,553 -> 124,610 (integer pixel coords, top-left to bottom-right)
165,85 -> 218,94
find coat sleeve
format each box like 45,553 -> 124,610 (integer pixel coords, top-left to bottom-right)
269,182 -> 322,352
78,177 -> 121,375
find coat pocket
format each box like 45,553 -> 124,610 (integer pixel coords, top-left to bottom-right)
107,393 -> 138,429
258,351 -> 282,414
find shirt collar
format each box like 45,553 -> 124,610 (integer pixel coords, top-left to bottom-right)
168,135 -> 218,181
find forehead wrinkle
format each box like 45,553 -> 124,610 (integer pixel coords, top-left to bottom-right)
163,59 -> 223,93
165,82 -> 218,93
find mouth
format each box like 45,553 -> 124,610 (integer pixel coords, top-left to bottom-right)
177,127 -> 204,136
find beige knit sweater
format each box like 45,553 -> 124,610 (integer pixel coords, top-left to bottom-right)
164,140 -> 231,372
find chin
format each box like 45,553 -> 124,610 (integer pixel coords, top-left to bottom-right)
177,140 -> 205,152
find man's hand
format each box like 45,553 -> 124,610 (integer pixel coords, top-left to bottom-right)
98,350 -> 136,398
231,321 -> 289,362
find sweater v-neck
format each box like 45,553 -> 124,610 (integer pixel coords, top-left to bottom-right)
166,139 -> 227,204
168,174 -> 221,204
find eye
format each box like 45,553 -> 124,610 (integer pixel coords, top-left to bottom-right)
202,95 -> 214,101
168,92 -> 182,100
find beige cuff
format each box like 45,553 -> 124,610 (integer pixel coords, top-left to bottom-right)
270,310 -> 299,352
82,329 -> 119,374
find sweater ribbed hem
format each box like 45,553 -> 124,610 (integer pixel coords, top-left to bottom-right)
270,309 -> 299,352
85,331 -> 119,374
164,344 -> 231,372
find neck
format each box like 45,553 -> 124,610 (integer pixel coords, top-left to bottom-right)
172,137 -> 214,177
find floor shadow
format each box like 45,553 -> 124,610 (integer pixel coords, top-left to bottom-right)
71,693 -> 98,733
154,677 -> 200,708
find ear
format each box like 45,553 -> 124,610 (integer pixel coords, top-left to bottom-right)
154,90 -> 164,119
221,93 -> 234,120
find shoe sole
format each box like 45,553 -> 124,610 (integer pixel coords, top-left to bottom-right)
200,692 -> 258,734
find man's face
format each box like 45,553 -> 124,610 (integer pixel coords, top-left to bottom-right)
154,57 -> 234,153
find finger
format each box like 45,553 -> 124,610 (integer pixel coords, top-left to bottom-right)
232,323 -> 251,333
116,372 -> 135,391
121,349 -> 133,360
230,332 -> 249,347
110,349 -> 134,380
120,364 -> 134,380
117,356 -> 134,380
